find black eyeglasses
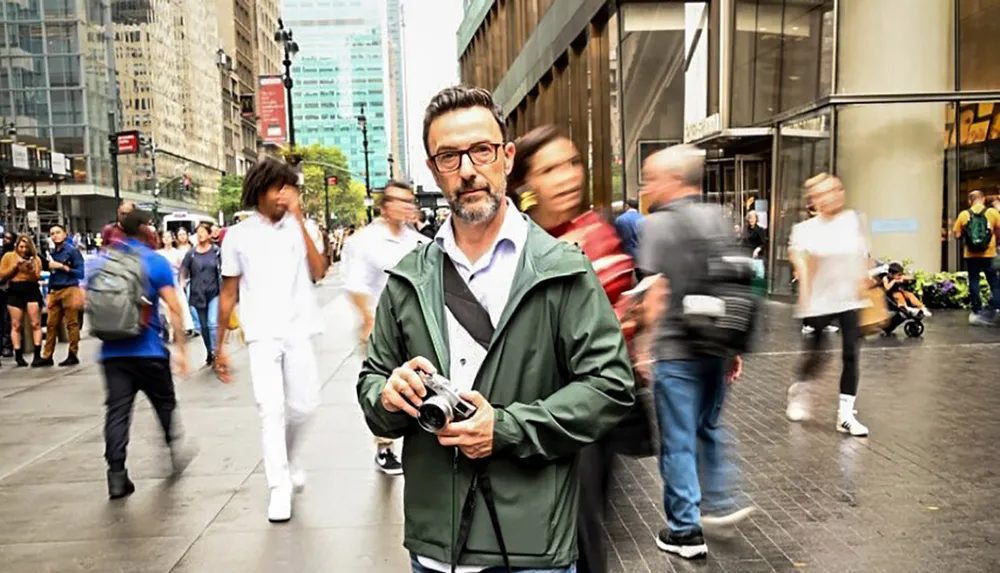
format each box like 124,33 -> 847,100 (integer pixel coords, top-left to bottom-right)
431,142 -> 503,173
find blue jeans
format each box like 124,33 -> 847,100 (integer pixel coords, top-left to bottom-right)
410,555 -> 575,573
967,257 -> 1000,315
193,296 -> 218,356
654,358 -> 737,535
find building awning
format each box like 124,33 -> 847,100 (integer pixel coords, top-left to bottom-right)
688,127 -> 774,149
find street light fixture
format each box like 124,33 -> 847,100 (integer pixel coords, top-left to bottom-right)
275,19 -> 299,148
357,105 -> 372,223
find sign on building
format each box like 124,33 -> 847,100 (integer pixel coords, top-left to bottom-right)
115,131 -> 140,154
258,76 -> 287,144
51,151 -> 66,176
11,144 -> 29,170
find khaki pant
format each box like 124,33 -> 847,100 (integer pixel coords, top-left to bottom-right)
43,286 -> 81,358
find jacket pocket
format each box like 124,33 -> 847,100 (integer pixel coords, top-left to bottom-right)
464,460 -> 555,556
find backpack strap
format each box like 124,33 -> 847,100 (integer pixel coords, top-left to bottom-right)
441,256 -> 494,350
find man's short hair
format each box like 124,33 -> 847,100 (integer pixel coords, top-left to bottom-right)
49,223 -> 65,233
422,85 -> 507,154
626,199 -> 639,210
122,209 -> 152,238
650,144 -> 705,189
241,156 -> 299,209
969,189 -> 985,203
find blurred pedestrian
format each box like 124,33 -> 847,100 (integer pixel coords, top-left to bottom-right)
344,181 -> 427,475
614,198 -> 644,260
508,124 -> 642,573
35,224 -> 84,367
92,210 -> 194,499
638,145 -> 751,560
214,157 -> 328,523
787,173 -> 870,436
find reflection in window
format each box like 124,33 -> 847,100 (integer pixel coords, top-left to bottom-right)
773,111 -> 831,293
959,0 -> 1000,90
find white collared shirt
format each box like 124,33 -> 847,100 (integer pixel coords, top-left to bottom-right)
220,211 -> 324,343
342,218 -> 428,310
416,200 -> 528,573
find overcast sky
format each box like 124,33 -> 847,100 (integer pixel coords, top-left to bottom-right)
402,0 -> 464,189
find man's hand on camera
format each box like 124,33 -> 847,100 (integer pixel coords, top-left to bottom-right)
381,356 -> 435,417
436,391 -> 494,459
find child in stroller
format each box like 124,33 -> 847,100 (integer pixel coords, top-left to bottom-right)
875,261 -> 929,337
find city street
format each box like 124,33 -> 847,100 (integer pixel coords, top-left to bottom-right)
0,272 -> 998,573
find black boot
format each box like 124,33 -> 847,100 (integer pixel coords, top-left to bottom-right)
13,349 -> 27,367
59,353 -> 79,367
30,347 -> 46,367
107,469 -> 135,499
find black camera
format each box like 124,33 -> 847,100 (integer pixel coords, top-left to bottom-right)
417,373 -> 477,434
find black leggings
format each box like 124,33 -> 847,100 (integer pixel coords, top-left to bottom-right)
797,310 -> 860,396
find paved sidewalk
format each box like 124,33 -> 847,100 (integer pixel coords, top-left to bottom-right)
0,285 -> 998,572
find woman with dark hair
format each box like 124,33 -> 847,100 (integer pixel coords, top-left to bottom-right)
509,125 -> 638,573
0,235 -> 44,366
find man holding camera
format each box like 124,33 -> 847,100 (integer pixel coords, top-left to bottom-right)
357,86 -> 635,572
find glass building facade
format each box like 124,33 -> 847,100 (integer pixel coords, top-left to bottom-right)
459,0 -> 1000,294
284,0 -> 407,187
0,0 -> 116,189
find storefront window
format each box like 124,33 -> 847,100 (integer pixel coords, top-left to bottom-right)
950,101 -> 1000,268
835,102 -> 957,274
620,2 -> 696,201
779,0 -> 833,112
772,110 -> 831,294
959,0 -> 1000,90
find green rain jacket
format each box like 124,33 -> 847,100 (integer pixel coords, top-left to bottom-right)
356,219 -> 636,569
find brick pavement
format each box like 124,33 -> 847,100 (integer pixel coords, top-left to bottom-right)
607,307 -> 1000,573
0,281 -> 998,572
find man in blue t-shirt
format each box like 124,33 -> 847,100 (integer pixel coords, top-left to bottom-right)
615,198 -> 644,260
97,210 -> 194,500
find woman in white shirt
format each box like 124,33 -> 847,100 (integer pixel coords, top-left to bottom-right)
787,173 -> 870,437
158,230 -> 195,335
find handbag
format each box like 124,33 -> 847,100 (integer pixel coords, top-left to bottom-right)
858,286 -> 890,335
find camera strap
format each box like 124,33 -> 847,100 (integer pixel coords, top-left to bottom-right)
452,459 -> 511,573
442,255 -> 494,350
441,257 -> 509,572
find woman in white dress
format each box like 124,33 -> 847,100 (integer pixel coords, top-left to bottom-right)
158,230 -> 195,336
786,173 -> 870,437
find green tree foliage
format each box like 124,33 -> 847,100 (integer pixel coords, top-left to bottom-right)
285,143 -> 367,226
215,174 -> 244,223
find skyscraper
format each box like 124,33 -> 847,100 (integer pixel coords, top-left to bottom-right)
283,0 -> 406,186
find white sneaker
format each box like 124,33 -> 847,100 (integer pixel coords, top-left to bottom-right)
837,412 -> 870,437
786,382 -> 811,422
701,506 -> 756,527
823,325 -> 839,333
921,308 -> 932,318
801,325 -> 815,335
970,312 -> 993,326
268,487 -> 292,523
290,467 -> 307,493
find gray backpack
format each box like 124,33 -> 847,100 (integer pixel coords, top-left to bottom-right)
86,248 -> 148,341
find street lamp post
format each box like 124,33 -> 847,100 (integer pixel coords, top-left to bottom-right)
357,105 -> 372,223
388,153 -> 394,179
275,19 -> 299,148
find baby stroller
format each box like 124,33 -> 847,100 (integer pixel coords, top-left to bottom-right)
871,261 -> 925,338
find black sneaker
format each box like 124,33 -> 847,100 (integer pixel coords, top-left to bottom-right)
59,353 -> 79,367
656,528 -> 707,559
107,469 -> 135,500
375,449 -> 403,476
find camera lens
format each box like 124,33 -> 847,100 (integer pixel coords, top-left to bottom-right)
418,398 -> 452,434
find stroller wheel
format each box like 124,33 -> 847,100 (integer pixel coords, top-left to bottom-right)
904,320 -> 924,338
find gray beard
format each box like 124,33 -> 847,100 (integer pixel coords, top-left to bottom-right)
450,190 -> 502,225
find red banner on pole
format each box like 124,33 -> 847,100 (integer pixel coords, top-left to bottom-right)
116,131 -> 140,155
327,176 -> 338,186
258,76 -> 287,145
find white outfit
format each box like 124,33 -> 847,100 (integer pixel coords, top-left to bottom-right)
342,217 -> 428,309
416,202 -> 527,573
221,211 -> 324,491
157,247 -> 195,331
788,210 -> 869,318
